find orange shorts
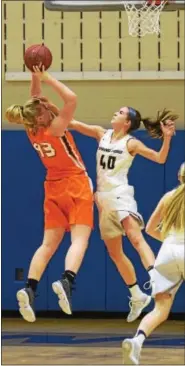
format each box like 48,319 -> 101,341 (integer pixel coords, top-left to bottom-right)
44,175 -> 94,230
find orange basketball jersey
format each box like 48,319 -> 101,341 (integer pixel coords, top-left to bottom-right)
27,128 -> 86,180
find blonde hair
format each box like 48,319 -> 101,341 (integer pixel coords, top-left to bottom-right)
5,97 -> 58,135
161,163 -> 185,238
178,162 -> 185,184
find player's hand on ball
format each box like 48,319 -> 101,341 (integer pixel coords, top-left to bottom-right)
32,64 -> 50,81
160,120 -> 176,138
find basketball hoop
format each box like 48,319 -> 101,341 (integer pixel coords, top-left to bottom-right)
123,0 -> 168,37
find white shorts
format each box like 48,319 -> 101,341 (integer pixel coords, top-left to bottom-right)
152,235 -> 185,297
95,185 -> 144,240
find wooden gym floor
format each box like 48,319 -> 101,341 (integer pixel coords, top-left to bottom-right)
2,317 -> 185,365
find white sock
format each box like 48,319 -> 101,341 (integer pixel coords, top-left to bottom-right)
135,331 -> 146,346
148,268 -> 155,282
135,334 -> 145,346
128,284 -> 145,299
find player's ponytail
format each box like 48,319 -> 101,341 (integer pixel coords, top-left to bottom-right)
142,109 -> 179,138
127,107 -> 178,138
6,97 -> 58,134
161,182 -> 185,238
5,104 -> 25,125
6,98 -> 43,134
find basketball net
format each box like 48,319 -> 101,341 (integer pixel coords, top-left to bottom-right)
123,0 -> 168,37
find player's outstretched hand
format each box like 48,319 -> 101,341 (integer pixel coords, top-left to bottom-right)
160,120 -> 176,138
32,64 -> 50,81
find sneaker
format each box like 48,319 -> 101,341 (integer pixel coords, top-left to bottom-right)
122,338 -> 141,365
16,288 -> 36,323
144,280 -> 155,296
127,294 -> 151,323
52,278 -> 72,315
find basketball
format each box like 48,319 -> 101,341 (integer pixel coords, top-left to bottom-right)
24,44 -> 52,72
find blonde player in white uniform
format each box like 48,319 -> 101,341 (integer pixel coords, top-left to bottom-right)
70,106 -> 177,322
122,162 -> 185,365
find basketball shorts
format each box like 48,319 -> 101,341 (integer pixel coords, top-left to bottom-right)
152,235 -> 185,297
44,175 -> 94,231
95,186 -> 144,240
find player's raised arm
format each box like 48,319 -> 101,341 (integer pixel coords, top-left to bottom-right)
30,66 -> 42,98
127,110 -> 177,164
69,120 -> 106,141
145,193 -> 170,241
33,66 -> 77,136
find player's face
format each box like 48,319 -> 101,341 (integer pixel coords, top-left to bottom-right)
35,104 -> 54,127
111,107 -> 131,131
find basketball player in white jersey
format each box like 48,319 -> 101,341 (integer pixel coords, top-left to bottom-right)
122,162 -> 185,364
69,106 -> 177,322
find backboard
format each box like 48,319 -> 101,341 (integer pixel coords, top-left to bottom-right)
44,0 -> 185,12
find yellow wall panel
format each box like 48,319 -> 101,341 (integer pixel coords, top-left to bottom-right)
179,11 -> 184,69
83,13 -> 99,38
63,13 -> 80,39
2,1 -> 184,73
160,12 -> 178,70
62,13 -> 81,71
121,37 -> 139,71
2,80 -> 184,129
83,40 -> 99,71
44,9 -> 61,70
180,40 -> 184,70
25,2 -> 43,46
101,39 -> 119,71
121,12 -> 139,71
6,1 -> 23,71
140,35 -> 159,70
101,12 -> 119,38
2,4 -> 6,76
179,10 -> 184,37
83,13 -> 99,71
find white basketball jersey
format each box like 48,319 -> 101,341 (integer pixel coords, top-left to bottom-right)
96,129 -> 134,192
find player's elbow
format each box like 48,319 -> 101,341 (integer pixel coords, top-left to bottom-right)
145,224 -> 150,234
156,154 -> 166,164
68,93 -> 77,105
66,95 -> 77,114
157,158 -> 166,164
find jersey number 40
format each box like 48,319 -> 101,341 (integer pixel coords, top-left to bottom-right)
100,154 -> 116,170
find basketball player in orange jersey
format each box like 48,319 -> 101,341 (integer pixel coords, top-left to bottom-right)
5,66 -> 94,322
69,109 -> 176,322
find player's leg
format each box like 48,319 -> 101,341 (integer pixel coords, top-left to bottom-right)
17,198 -> 66,322
104,235 -> 151,322
17,228 -> 65,322
122,293 -> 173,365
122,242 -> 183,364
28,228 -> 65,281
99,211 -> 151,322
122,215 -> 155,282
52,197 -> 93,315
65,224 -> 91,273
105,235 -> 139,288
52,224 -> 91,315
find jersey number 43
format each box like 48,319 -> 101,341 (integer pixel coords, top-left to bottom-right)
100,154 -> 116,170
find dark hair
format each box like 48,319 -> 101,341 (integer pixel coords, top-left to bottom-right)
127,107 -> 179,138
